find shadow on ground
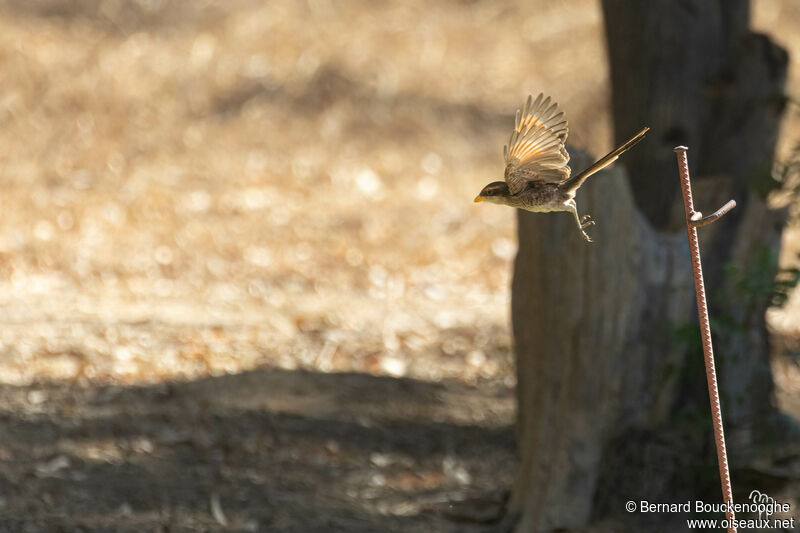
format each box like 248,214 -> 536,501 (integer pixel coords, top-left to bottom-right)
0,368 -> 515,532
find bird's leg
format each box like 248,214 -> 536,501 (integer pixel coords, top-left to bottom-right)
567,200 -> 593,242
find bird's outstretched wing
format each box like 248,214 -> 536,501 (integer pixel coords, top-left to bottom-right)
504,93 -> 570,195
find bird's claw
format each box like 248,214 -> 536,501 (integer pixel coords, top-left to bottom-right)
579,214 -> 594,242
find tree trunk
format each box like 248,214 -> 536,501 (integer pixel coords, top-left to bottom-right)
509,2 -> 789,531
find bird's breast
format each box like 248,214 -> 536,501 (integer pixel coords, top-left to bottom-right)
520,203 -> 561,213
510,183 -> 570,212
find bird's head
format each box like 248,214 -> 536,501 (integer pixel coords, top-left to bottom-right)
474,181 -> 510,204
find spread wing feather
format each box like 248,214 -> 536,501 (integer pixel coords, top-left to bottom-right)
503,93 -> 570,194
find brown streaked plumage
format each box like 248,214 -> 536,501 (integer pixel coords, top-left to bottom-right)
474,93 -> 649,242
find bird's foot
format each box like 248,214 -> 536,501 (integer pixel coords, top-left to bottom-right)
579,215 -> 594,242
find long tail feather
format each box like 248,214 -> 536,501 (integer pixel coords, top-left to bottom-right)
559,127 -> 649,193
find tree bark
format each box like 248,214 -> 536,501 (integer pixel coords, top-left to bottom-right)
510,157 -> 694,532
601,0 -> 790,458
509,2 -> 790,531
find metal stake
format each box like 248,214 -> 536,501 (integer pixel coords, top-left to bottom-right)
674,146 -> 737,533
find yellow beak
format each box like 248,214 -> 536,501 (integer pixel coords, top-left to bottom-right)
473,195 -> 485,203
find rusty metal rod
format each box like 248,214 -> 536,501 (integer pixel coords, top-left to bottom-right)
673,146 -> 736,533
689,200 -> 737,228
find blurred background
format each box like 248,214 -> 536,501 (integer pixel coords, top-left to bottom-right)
0,0 -> 798,531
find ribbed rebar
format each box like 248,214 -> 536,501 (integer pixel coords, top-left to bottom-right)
674,146 -> 736,533
689,200 -> 737,228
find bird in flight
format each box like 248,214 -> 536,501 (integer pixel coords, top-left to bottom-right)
473,94 -> 649,242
